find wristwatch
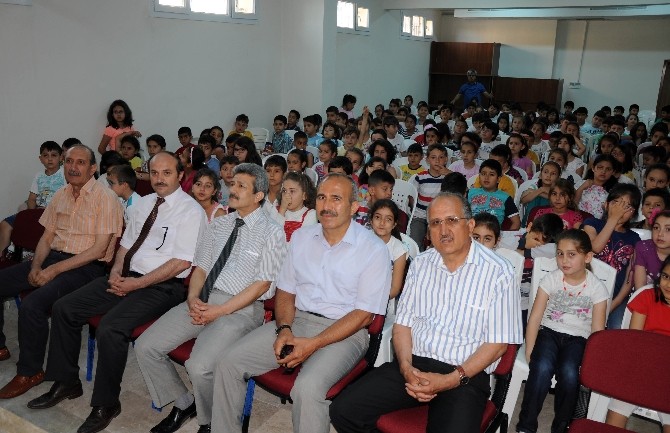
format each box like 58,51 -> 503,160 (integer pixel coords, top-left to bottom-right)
275,324 -> 292,336
455,365 -> 469,386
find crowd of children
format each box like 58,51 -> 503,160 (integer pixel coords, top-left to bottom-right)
4,95 -> 670,433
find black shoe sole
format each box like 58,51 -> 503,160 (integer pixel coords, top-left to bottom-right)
27,387 -> 83,410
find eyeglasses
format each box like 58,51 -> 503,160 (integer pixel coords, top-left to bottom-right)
429,216 -> 468,228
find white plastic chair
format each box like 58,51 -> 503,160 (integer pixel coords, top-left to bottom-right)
496,248 -> 524,297
516,167 -> 529,183
248,127 -> 270,151
375,233 -> 419,367
502,256 -> 617,428
304,167 -> 318,186
586,286 -> 664,423
631,228 -> 651,241
392,178 -> 418,235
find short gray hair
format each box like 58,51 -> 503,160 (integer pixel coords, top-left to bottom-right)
320,173 -> 358,204
68,144 -> 96,165
233,163 -> 269,203
427,192 -> 472,219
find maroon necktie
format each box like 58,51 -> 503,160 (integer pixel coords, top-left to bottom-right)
122,197 -> 165,277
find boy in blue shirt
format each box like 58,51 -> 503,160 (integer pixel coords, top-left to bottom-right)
270,114 -> 293,154
468,159 -> 521,230
303,114 -> 324,147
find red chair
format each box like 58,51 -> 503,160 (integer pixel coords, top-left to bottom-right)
241,314 -> 386,432
1,209 -> 45,307
569,330 -> 670,433
376,344 -> 520,433
0,208 -> 45,268
135,179 -> 154,197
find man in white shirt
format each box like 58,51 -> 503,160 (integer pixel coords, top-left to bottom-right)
212,173 -> 392,433
330,192 -> 523,433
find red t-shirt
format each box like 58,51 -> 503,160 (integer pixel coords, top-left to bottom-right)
628,289 -> 670,337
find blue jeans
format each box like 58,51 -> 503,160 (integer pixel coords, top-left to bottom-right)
606,295 -> 629,329
517,327 -> 586,433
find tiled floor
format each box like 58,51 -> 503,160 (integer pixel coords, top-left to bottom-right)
0,301 -> 663,433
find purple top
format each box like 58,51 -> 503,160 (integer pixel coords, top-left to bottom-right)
634,239 -> 663,286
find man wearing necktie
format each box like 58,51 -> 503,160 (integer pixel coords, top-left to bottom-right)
134,163 -> 287,433
28,152 -> 206,433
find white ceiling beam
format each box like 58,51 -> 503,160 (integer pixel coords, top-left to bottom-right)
453,4 -> 670,19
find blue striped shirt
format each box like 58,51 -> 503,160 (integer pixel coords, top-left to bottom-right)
395,240 -> 523,373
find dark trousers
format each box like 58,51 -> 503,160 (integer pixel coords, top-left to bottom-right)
45,275 -> 185,407
0,251 -> 105,376
517,327 -> 586,433
330,356 -> 490,433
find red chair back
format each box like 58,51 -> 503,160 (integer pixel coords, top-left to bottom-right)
12,209 -> 45,251
135,179 -> 154,197
580,329 -> 670,414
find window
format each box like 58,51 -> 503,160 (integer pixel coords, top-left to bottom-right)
411,15 -> 424,37
356,6 -> 369,29
154,0 -> 257,22
337,1 -> 355,29
425,19 -> 434,37
337,1 -> 369,33
401,11 -> 434,41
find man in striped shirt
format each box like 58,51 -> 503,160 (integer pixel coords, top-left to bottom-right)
0,145 -> 123,400
331,192 -> 523,433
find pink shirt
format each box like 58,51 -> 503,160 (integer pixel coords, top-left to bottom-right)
103,125 -> 134,151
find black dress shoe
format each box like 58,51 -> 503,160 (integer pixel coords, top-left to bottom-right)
197,424 -> 210,433
27,380 -> 83,409
150,402 -> 196,433
76,403 -> 121,433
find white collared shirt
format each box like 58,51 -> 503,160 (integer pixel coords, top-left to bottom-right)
276,221 -> 392,320
396,241 -> 523,373
120,188 -> 206,278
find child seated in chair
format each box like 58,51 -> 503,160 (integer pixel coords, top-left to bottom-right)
227,113 -> 253,140
106,164 -> 140,224
516,213 -> 564,329
0,141 -> 65,256
397,143 -> 424,181
468,159 -> 521,230
518,229 -> 608,433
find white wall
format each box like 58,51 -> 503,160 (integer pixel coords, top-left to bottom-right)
335,8 -> 439,110
440,17 -> 557,78
439,15 -> 670,115
0,0 -> 437,217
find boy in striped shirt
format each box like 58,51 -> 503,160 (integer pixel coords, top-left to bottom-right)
409,144 -> 451,250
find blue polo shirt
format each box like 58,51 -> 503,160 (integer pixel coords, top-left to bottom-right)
459,81 -> 487,106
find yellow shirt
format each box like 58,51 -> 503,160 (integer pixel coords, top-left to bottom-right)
472,174 -> 516,198
227,130 -> 254,140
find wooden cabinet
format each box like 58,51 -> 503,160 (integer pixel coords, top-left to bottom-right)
429,42 -> 500,107
492,77 -> 563,113
429,41 -> 564,112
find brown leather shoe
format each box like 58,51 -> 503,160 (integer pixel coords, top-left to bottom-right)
0,371 -> 45,399
0,347 -> 9,361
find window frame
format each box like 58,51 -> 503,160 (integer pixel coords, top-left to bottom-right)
400,10 -> 434,41
337,0 -> 370,35
153,0 -> 258,24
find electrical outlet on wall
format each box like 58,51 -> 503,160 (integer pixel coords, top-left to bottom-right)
569,82 -> 581,89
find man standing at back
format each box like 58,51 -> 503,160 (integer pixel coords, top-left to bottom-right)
0,145 -> 122,399
27,152 -> 206,433
212,173 -> 392,433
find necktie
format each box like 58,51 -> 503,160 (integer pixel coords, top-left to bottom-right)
200,218 -> 245,302
122,197 -> 165,277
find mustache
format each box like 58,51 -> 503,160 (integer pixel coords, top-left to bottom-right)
319,210 -> 337,217
229,193 -> 239,201
68,170 -> 81,176
153,182 -> 167,187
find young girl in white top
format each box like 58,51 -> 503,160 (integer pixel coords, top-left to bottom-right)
557,134 -> 586,178
369,199 -> 408,300
517,229 -> 608,433
276,171 -> 318,242
191,168 -> 226,223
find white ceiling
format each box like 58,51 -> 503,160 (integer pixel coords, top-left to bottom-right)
382,0 -> 670,19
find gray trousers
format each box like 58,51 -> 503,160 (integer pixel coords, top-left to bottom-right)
134,291 -> 264,425
212,310 -> 369,433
